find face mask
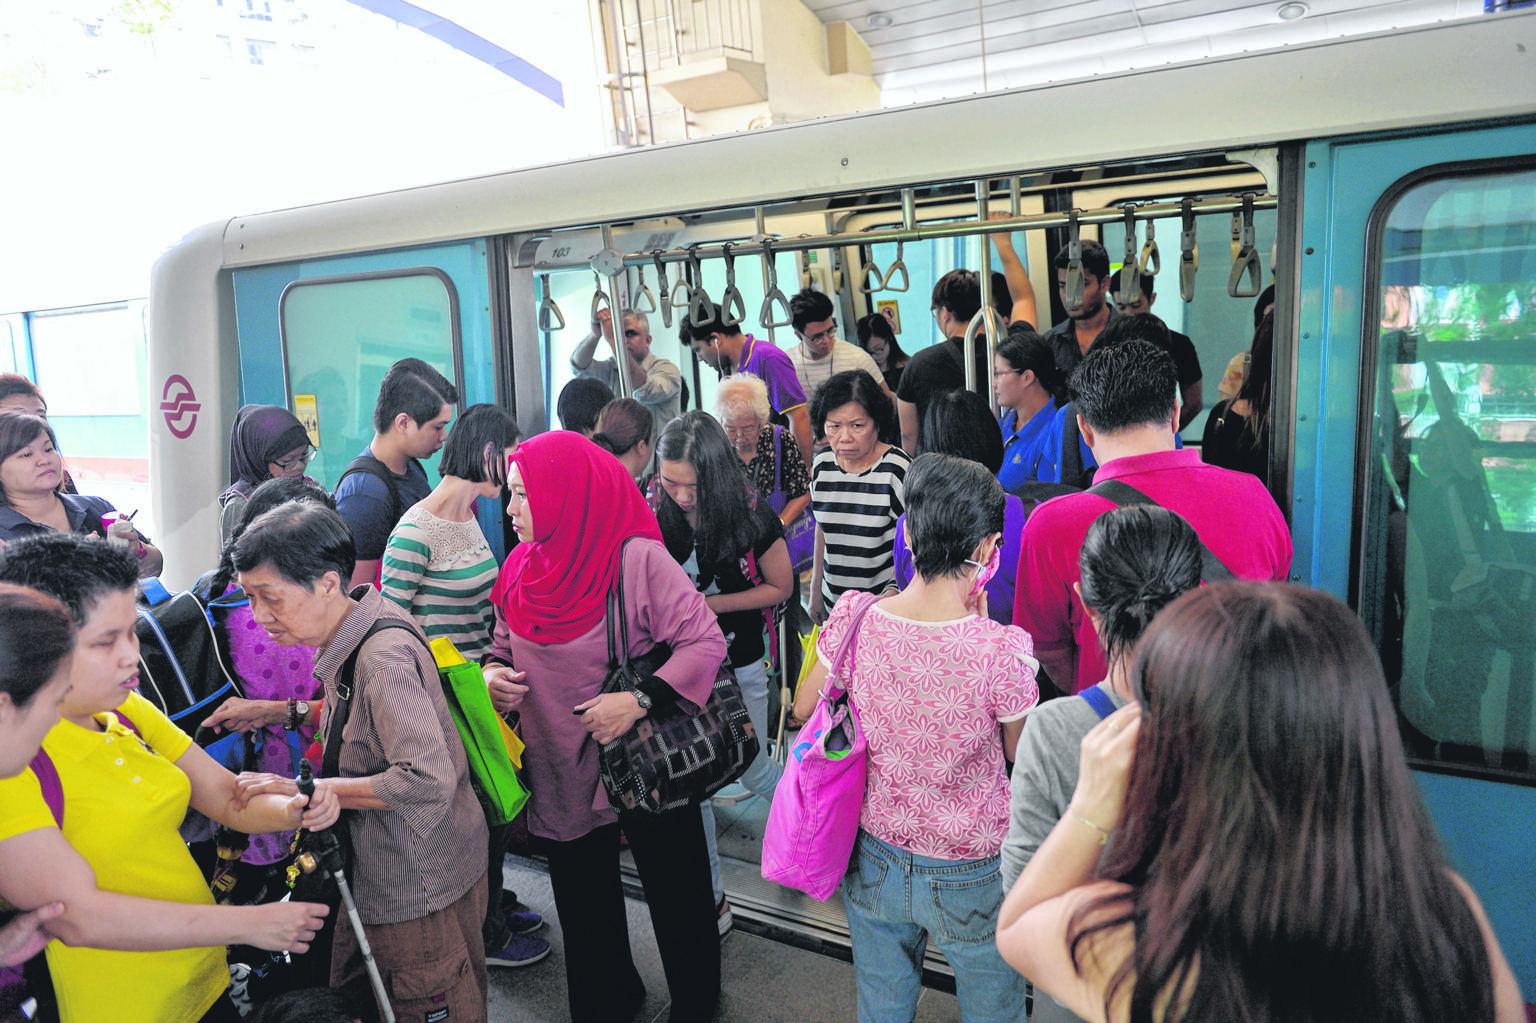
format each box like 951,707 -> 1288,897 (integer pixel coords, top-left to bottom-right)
964,547 -> 1001,597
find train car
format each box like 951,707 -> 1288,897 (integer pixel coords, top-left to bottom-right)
148,10 -> 1536,1000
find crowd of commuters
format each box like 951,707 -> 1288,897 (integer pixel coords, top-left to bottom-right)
0,241 -> 1524,1023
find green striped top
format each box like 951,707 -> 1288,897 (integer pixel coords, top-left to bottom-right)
380,505 -> 500,660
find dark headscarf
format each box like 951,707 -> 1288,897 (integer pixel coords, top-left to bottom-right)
490,431 -> 662,644
223,404 -> 310,503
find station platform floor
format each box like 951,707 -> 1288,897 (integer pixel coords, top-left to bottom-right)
486,805 -> 967,1023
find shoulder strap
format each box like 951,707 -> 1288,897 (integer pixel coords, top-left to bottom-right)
1079,684 -> 1117,721
605,537 -> 644,673
323,617 -> 427,780
772,426 -> 784,491
822,591 -> 883,697
28,750 -> 62,829
26,709 -> 143,831
339,453 -> 406,527
1087,479 -> 1236,583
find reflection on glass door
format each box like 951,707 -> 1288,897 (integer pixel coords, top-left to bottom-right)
1359,164 -> 1536,775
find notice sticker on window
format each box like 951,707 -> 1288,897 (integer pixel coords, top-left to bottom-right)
294,394 -> 320,448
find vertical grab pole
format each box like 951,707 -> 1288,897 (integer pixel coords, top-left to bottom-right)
969,180 -> 995,398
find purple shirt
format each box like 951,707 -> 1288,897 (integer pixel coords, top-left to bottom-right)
486,539 -> 728,841
892,493 -> 1027,627
735,334 -> 808,415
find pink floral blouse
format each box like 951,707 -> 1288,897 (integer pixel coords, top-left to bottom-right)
818,593 -> 1038,860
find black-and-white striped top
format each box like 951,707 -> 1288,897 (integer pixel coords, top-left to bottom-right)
811,445 -> 911,603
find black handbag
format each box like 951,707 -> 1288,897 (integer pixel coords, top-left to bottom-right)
595,540 -> 759,813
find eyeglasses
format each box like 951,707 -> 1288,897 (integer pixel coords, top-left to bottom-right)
723,424 -> 759,439
274,448 -> 315,472
801,325 -> 838,346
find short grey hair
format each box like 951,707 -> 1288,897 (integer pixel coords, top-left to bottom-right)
714,373 -> 770,425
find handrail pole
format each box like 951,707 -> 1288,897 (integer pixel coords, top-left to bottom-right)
599,223 -> 633,399
530,194 -> 1279,272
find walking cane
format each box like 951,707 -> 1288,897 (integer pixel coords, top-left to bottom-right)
296,762 -> 397,1023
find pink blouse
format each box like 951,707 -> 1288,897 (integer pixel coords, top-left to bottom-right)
486,539 -> 728,841
819,594 -> 1038,860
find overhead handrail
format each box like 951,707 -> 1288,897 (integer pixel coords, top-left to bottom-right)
719,243 -> 747,327
686,245 -> 717,329
1062,209 -> 1085,310
882,239 -> 909,292
1179,199 -> 1200,303
858,250 -> 885,293
530,193 -> 1277,274
758,238 -> 793,329
633,264 -> 658,315
1121,205 -> 1141,304
589,271 -> 612,325
537,274 -> 565,332
962,306 -> 1004,397
1227,192 -> 1263,298
653,252 -> 674,328
1139,217 -> 1161,276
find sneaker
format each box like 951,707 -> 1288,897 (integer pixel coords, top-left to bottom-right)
505,909 -> 544,935
710,783 -> 752,807
486,933 -> 551,968
716,897 -> 733,939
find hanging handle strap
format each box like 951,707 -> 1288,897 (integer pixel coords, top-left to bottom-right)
537,274 -> 566,332
1179,198 -> 1200,303
590,271 -> 613,325
1139,217 -> 1161,275
1120,205 -> 1141,303
719,243 -> 747,327
758,239 -> 793,329
653,252 -> 674,328
1227,193 -> 1263,298
686,245 -> 717,328
882,239 -> 909,292
1062,209 -> 1085,310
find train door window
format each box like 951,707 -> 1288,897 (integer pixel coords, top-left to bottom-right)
1102,206 -> 1277,441
279,271 -> 460,490
1359,164 -> 1536,777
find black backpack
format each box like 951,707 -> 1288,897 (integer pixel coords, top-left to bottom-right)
336,452 -> 423,532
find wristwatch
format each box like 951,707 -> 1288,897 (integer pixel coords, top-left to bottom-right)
286,699 -> 310,731
633,690 -> 653,712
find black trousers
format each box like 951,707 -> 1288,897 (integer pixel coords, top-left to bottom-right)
544,804 -> 720,1023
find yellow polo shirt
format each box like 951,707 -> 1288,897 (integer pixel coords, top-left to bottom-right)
0,691 -> 228,1023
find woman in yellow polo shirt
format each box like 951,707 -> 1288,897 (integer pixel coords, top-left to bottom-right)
0,534 -> 338,1023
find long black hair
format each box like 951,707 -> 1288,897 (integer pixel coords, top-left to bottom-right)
1071,583 -> 1497,1023
653,411 -> 759,565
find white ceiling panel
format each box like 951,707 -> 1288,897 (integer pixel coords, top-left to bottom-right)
804,0 -> 1484,103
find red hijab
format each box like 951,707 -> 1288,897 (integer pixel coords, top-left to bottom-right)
491,431 -> 662,644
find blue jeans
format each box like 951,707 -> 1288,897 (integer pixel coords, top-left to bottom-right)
702,656 -> 784,903
842,831 -> 1026,1023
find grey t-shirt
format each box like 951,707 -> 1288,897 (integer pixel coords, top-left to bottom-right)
1001,684 -> 1128,889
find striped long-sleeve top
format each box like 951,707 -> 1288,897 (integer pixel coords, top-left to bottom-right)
380,505 -> 500,659
811,445 -> 911,604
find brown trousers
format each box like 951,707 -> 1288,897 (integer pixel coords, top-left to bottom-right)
331,875 -> 489,1023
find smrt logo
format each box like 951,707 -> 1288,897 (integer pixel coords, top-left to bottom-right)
161,375 -> 201,440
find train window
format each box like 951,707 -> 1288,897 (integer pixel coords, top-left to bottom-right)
1360,165 -> 1536,778
279,271 -> 459,490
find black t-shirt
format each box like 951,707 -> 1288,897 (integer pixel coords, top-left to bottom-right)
660,500 -> 785,666
1164,329 -> 1204,392
896,336 -> 990,428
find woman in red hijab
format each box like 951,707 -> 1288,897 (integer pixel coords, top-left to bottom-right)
484,431 -> 727,1023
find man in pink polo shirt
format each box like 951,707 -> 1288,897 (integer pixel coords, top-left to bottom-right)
1014,338 -> 1292,694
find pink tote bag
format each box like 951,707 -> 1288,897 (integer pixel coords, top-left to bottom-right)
761,592 -> 881,900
